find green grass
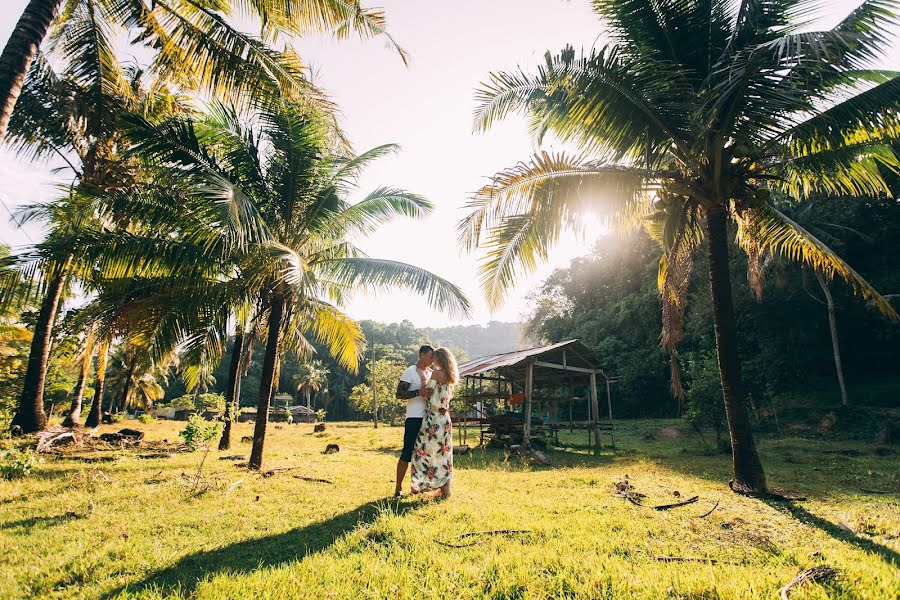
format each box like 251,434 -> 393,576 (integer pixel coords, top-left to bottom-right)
1,419 -> 897,599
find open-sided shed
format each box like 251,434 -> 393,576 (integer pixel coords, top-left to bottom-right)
457,340 -> 615,448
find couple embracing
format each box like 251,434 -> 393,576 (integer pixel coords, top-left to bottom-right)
394,345 -> 458,500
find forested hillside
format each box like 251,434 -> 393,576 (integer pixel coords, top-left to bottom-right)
524,197 -> 900,425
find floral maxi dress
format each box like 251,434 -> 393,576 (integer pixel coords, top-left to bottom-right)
411,379 -> 453,492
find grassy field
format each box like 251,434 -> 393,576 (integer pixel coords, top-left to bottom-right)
1,418 -> 897,599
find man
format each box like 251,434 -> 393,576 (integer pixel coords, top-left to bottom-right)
394,344 -> 434,497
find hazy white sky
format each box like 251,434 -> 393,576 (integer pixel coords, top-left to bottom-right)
0,0 -> 895,328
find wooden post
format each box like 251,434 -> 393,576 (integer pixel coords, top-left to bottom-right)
590,371 -> 601,449
523,361 -> 534,448
371,333 -> 377,429
606,376 -> 615,449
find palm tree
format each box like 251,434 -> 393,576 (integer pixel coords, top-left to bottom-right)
83,335 -> 109,427
462,0 -> 899,493
294,360 -> 328,409
61,325 -> 95,426
2,43 -> 192,433
0,0 -> 405,140
124,100 -> 471,470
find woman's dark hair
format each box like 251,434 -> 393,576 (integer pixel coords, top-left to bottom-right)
419,344 -> 434,355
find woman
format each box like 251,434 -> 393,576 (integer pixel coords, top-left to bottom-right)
410,347 -> 457,499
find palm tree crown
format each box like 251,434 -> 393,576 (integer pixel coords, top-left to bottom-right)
462,0 -> 900,493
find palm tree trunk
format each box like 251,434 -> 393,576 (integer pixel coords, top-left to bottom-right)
10,268 -> 66,434
249,296 -> 285,470
62,346 -> 92,427
219,332 -> 244,451
0,0 -> 64,140
705,205 -> 767,493
305,388 -> 311,409
117,361 -> 136,415
84,339 -> 109,427
815,273 -> 848,407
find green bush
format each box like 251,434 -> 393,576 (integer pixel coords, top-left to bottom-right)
684,351 -> 726,447
179,413 -> 222,451
138,413 -> 156,424
1,448 -> 36,480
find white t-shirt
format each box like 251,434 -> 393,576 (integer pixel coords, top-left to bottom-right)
399,364 -> 431,418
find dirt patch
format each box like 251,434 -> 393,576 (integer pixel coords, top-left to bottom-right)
656,427 -> 684,439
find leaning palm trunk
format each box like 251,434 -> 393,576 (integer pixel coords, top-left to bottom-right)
84,339 -> 109,428
249,295 -> 285,470
0,0 -> 64,140
706,206 -> 767,493
116,362 -> 137,415
62,346 -> 92,427
219,332 -> 244,451
10,267 -> 66,434
815,273 -> 848,407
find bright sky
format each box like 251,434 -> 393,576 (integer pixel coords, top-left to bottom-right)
0,1 -> 895,328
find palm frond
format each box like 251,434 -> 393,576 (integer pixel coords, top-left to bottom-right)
148,0 -> 328,107
320,257 -> 471,318
294,298 -> 364,372
769,141 -> 899,197
328,187 -> 431,235
460,151 -> 652,254
735,204 -> 898,319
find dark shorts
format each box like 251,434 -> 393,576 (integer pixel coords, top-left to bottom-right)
400,417 -> 423,462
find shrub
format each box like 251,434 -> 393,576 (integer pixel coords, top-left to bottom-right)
684,351 -> 726,446
179,413 -> 222,451
138,413 -> 156,424
315,409 -> 327,423
1,448 -> 36,480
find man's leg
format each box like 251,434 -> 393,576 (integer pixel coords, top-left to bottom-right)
395,459 -> 409,494
395,417 -> 422,495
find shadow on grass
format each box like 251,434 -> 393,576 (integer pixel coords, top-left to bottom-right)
0,513 -> 79,530
765,499 -> 899,566
103,499 -> 416,599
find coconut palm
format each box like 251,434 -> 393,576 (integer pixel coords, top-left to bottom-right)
61,325 -> 96,426
2,39 -> 193,433
462,0 -> 900,493
293,359 -> 328,408
96,100 -> 470,469
0,0 -> 405,140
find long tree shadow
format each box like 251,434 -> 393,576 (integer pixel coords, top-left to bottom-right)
765,499 -> 899,566
103,499 -> 416,599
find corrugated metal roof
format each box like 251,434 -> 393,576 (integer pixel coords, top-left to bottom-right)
458,339 -> 601,377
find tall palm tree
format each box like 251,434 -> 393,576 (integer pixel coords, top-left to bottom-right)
2,43 -> 191,433
123,100 -> 471,470
83,335 -> 109,427
0,0 -> 406,140
293,359 -> 328,408
461,0 -> 900,493
61,325 -> 95,426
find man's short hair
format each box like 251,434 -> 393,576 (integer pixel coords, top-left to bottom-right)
419,344 -> 434,355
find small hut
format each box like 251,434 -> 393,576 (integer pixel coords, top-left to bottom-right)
457,340 -> 615,449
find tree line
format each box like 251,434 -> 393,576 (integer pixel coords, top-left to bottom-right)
0,0 -> 470,472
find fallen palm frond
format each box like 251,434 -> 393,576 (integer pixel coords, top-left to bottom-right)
653,496 -> 699,510
780,566 -> 838,599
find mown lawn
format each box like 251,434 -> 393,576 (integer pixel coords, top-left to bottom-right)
1,419 -> 897,599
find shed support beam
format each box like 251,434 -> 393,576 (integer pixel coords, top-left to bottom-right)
590,371 -> 601,449
533,361 -> 597,374
606,377 -> 615,449
523,360 -> 534,448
